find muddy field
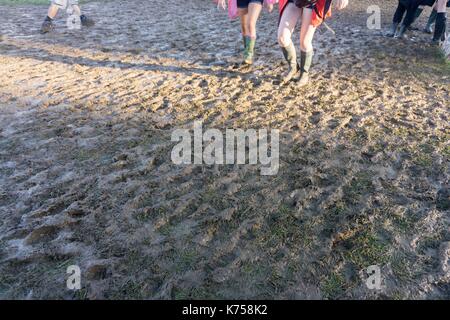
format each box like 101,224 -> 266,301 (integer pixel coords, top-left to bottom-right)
0,0 -> 449,299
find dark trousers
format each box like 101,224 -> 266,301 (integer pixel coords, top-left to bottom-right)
393,0 -> 437,27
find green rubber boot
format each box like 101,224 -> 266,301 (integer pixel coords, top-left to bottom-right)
298,50 -> 313,87
281,43 -> 299,83
424,9 -> 438,34
243,36 -> 255,65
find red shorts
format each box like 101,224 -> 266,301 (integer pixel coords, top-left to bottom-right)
279,0 -> 332,27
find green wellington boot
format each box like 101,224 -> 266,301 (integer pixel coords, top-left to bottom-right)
281,43 -> 299,83
243,36 -> 256,65
424,9 -> 438,34
297,50 -> 313,87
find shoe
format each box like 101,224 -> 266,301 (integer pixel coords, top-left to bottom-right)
40,18 -> 54,34
386,23 -> 399,37
80,15 -> 95,27
394,25 -> 407,38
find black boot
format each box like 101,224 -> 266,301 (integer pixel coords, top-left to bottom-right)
395,24 -> 408,38
281,43 -> 299,83
432,13 -> 447,44
386,23 -> 399,37
424,9 -> 437,34
40,16 -> 54,34
298,50 -> 313,87
80,15 -> 95,27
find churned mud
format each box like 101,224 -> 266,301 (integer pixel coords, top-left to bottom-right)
0,0 -> 449,299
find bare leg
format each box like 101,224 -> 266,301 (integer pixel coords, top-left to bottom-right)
41,4 -> 59,33
72,4 -> 81,16
278,3 -> 302,82
277,3 -> 301,47
246,2 -> 262,39
436,0 -> 447,12
299,8 -> 316,52
239,8 -> 249,38
242,3 -> 262,64
47,4 -> 59,19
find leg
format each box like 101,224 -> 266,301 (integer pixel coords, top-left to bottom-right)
409,6 -> 425,30
72,3 -> 95,27
278,3 -> 302,82
387,2 -> 406,36
299,8 -> 316,52
403,4 -> 421,28
242,2 -> 262,64
424,8 -> 438,33
433,0 -> 448,43
298,8 -> 316,86
278,3 -> 301,47
395,1 -> 421,38
40,3 -> 61,34
239,7 -> 249,43
47,4 -> 60,19
246,2 -> 262,39
71,4 -> 81,16
393,2 -> 407,24
436,0 -> 448,12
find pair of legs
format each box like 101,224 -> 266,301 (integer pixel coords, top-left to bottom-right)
387,0 -> 419,38
40,0 -> 94,34
424,0 -> 449,33
238,0 -> 263,64
388,0 -> 445,38
277,2 -> 316,85
47,3 -> 80,19
407,0 -> 447,41
388,0 -> 430,37
239,1 -> 262,39
432,0 -> 448,42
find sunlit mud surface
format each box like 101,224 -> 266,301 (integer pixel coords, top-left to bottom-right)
0,0 -> 449,299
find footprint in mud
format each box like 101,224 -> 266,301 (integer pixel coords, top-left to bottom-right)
327,118 -> 340,129
436,188 -> 449,211
272,78 -> 281,85
309,111 -> 322,125
230,62 -> 241,70
65,203 -> 88,218
199,79 -> 209,88
85,260 -> 110,280
1,228 -> 32,241
28,202 -> 67,219
24,225 -> 60,245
